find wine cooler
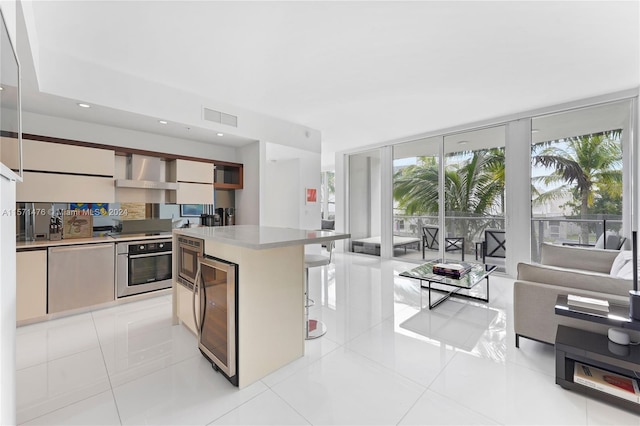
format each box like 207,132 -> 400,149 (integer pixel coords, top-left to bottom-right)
193,255 -> 238,386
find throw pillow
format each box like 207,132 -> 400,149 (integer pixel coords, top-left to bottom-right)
595,231 -> 622,249
616,260 -> 638,280
610,251 -> 633,276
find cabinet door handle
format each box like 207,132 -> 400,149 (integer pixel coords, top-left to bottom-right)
49,243 -> 114,253
192,261 -> 202,338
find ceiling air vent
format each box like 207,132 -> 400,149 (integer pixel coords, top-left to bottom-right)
203,107 -> 238,127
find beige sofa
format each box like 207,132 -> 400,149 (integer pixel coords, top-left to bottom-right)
514,243 -> 634,347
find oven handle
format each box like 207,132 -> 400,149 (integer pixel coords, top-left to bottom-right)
128,252 -> 171,259
192,261 -> 202,338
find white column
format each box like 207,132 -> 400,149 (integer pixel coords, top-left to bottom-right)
380,146 -> 394,258
505,119 -> 532,277
334,152 -> 346,252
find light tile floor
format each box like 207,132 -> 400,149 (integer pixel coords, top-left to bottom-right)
16,253 -> 640,425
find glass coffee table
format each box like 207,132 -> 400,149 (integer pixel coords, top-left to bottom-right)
400,260 -> 496,309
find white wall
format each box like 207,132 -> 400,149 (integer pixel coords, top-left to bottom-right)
237,141 -> 261,226
22,111 -> 238,162
0,174 -> 16,426
0,2 -> 17,423
297,153 -> 321,230
262,142 -> 321,230
263,158 -> 299,228
0,0 -> 16,43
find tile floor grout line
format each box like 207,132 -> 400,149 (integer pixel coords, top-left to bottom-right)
268,385 -> 315,426
91,310 -> 125,426
203,387 -> 273,426
15,345 -> 100,373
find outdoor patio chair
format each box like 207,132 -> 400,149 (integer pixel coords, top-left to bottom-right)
421,225 -> 465,260
482,228 -> 506,264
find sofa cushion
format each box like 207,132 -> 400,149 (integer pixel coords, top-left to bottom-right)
517,262 -> 631,297
540,243 -> 619,274
610,251 -> 633,276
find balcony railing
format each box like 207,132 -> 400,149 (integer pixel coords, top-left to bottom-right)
531,217 -> 623,262
393,213 -> 505,253
392,214 -> 624,262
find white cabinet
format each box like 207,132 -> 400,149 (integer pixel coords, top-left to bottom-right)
23,140 -> 115,176
176,283 -> 198,334
166,159 -> 214,204
169,159 -> 213,184
16,250 -> 47,322
18,172 -> 115,202
167,182 -> 212,204
17,140 -> 116,202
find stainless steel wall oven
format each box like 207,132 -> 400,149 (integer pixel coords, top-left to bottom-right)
193,255 -> 238,386
116,238 -> 172,298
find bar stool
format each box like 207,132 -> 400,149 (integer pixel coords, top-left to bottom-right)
304,241 -> 334,339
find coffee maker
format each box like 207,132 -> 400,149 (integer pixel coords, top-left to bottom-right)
225,207 -> 235,226
215,207 -> 235,226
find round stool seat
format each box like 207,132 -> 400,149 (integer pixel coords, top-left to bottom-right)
305,254 -> 331,268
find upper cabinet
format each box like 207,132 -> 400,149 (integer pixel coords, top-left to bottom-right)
214,162 -> 243,189
166,159 -> 214,204
169,159 -> 214,184
14,136 -> 243,204
17,139 -> 116,202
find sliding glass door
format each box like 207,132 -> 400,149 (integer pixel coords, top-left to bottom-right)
443,126 -> 506,267
392,137 -> 442,261
530,100 -> 631,261
349,150 -> 382,256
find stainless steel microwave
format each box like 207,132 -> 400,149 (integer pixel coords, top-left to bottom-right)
176,236 -> 203,289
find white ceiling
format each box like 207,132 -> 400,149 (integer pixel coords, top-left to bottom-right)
17,1 -> 640,167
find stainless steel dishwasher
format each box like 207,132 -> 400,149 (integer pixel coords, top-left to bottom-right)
48,243 -> 115,313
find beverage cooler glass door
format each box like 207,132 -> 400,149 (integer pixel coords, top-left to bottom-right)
195,256 -> 237,379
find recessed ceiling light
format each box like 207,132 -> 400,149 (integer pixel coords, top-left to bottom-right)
77,103 -> 91,108
217,133 -> 224,137
532,129 -> 540,133
0,86 -> 4,91
457,140 -> 468,145
158,120 -> 168,125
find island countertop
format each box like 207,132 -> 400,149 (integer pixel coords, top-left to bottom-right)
173,225 -> 350,250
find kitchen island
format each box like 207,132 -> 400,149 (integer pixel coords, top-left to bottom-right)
172,225 -> 349,388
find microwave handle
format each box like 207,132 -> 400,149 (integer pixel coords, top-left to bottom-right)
192,261 -> 202,337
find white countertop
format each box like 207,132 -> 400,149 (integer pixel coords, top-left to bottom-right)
173,225 -> 350,250
16,233 -> 173,250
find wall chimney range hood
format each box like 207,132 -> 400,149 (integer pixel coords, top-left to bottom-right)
115,154 -> 178,190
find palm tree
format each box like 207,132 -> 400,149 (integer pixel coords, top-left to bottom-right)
532,130 -> 622,244
393,149 -> 505,240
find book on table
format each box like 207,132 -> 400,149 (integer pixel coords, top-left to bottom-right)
567,294 -> 610,312
573,362 -> 640,403
432,262 -> 472,279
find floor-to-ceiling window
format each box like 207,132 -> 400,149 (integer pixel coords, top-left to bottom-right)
444,126 -> 506,268
392,137 -> 441,261
321,171 -> 335,220
348,149 -> 382,255
530,100 -> 632,261
344,93 -> 636,272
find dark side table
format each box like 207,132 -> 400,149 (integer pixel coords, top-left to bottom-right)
554,296 -> 640,414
